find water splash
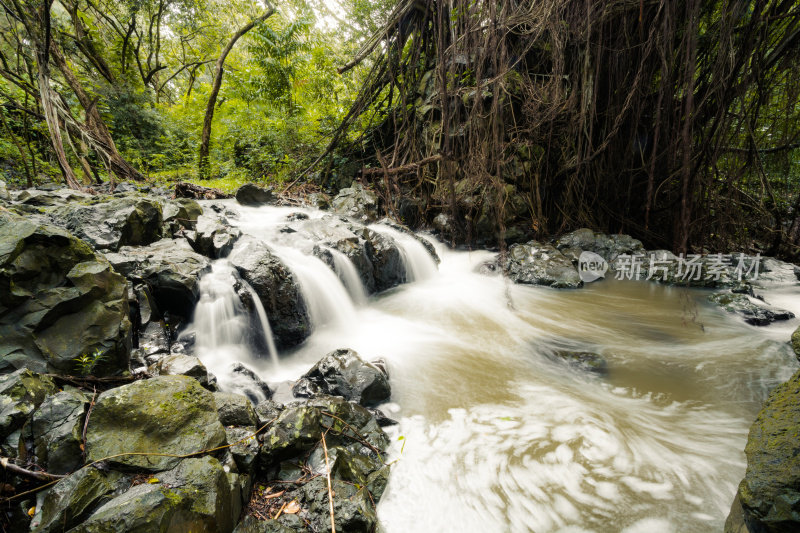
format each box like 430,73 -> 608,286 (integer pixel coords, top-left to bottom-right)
370,224 -> 439,282
327,247 -> 368,305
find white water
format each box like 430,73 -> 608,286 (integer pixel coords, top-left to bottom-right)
189,203 -> 799,532
327,246 -> 368,304
369,224 -> 439,282
189,261 -> 274,399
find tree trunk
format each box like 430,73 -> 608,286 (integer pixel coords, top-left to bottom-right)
198,5 -> 275,179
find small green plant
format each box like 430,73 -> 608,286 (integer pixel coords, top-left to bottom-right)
73,349 -> 108,376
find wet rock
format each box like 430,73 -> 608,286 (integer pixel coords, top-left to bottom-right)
31,468 -> 130,533
215,391 -> 259,427
75,456 -> 237,533
32,389 -> 88,474
505,241 -> 582,289
189,213 -> 242,258
708,292 -> 795,326
104,238 -> 211,318
0,180 -> 9,201
161,198 -> 202,236
294,476 -> 377,533
304,396 -> 390,454
150,353 -> 212,389
0,370 -> 57,456
229,363 -> 273,404
85,375 -> 226,472
226,426 -> 260,473
552,350 -> 608,375
228,236 -> 310,349
331,183 -> 379,221
0,213 -> 131,375
236,183 -> 274,206
259,405 -> 323,464
254,400 -> 284,427
725,369 -> 800,533
139,321 -> 170,357
792,326 -> 800,358
48,195 -> 163,251
292,349 -> 391,407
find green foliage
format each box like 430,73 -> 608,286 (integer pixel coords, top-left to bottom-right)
73,349 -> 108,376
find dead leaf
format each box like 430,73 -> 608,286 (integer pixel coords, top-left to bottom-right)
27,507 -> 36,517
284,500 -> 301,514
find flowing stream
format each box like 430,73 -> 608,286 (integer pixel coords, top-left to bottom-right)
190,203 -> 800,533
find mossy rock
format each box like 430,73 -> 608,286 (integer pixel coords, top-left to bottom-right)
731,369 -> 800,531
32,389 -> 88,474
85,376 -> 226,472
0,212 -> 131,375
791,326 -> 800,359
0,369 -> 57,442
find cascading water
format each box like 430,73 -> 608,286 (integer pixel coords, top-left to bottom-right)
189,260 -> 278,401
369,224 -> 439,281
186,201 -> 799,532
327,246 -> 368,304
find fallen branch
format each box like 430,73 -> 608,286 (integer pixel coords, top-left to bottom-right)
0,457 -> 66,481
321,431 -> 336,533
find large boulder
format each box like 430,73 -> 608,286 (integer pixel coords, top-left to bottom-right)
70,456 -> 238,533
32,389 -> 88,474
31,467 -> 130,533
792,326 -> 800,358
725,369 -> 800,533
85,375 -> 226,472
236,183 -> 274,206
292,349 -> 391,407
104,238 -> 211,318
504,241 -> 582,289
228,236 -> 310,349
0,212 -> 131,374
709,292 -> 795,326
48,195 -> 163,251
331,183 -> 379,221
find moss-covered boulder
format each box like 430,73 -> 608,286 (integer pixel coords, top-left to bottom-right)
292,348 -> 391,407
85,376 -> 226,472
0,369 -> 56,457
104,238 -> 210,318
31,468 -> 130,533
32,389 -> 88,474
725,369 -> 800,532
0,212 -> 131,374
791,326 -> 800,359
71,456 -> 237,533
259,405 -> 323,465
49,195 -> 164,251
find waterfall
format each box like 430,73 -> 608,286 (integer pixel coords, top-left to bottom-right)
272,245 -> 357,329
327,247 -> 368,305
369,224 -> 439,281
192,261 -> 279,379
